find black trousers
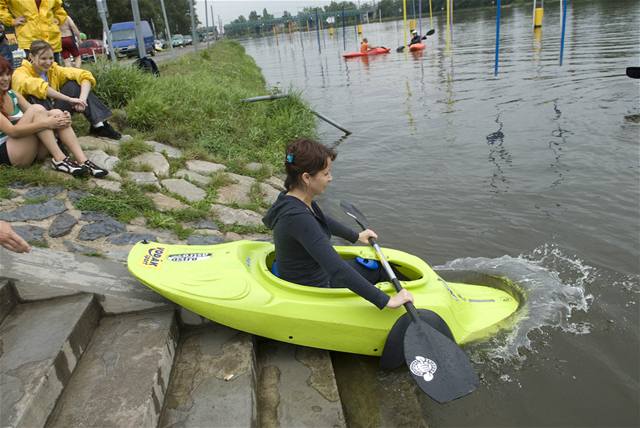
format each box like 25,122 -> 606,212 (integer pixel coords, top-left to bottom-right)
27,81 -> 112,126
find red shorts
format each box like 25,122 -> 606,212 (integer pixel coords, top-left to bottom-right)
61,36 -> 79,59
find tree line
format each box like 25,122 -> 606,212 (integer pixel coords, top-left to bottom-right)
225,0 -> 525,37
62,0 -> 199,40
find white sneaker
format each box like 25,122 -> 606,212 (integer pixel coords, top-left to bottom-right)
51,157 -> 88,177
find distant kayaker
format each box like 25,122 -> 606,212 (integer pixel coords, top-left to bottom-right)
262,138 -> 414,310
360,38 -> 378,54
409,30 -> 421,46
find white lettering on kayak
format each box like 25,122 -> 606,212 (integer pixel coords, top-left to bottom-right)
167,253 -> 212,262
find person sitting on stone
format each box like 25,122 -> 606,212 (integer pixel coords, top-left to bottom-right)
0,56 -> 108,177
11,39 -> 121,140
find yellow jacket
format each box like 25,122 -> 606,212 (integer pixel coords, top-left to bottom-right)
12,60 -> 96,100
0,0 -> 67,52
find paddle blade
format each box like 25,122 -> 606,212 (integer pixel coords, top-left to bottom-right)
381,310 -> 454,370
340,200 -> 369,229
626,67 -> 640,79
426,29 -> 435,36
396,46 -> 405,52
404,321 -> 478,403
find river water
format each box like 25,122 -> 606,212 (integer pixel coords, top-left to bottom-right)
240,0 -> 639,426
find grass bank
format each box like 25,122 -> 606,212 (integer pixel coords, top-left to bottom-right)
0,41 -> 316,238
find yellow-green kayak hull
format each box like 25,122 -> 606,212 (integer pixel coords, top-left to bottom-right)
127,240 -> 520,356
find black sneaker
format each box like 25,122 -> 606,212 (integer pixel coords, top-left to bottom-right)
90,122 -> 121,140
51,157 -> 88,177
82,160 -> 109,178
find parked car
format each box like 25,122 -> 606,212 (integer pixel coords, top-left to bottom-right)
183,35 -> 193,46
171,34 -> 184,47
110,21 -> 155,57
78,39 -> 105,62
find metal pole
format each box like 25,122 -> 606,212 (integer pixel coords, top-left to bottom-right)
188,0 -> 198,50
418,0 -> 422,36
315,8 -> 321,53
131,0 -> 147,58
205,0 -> 209,46
159,0 -> 173,51
95,0 -> 116,62
494,0 -> 501,76
559,0 -> 567,65
342,7 -> 346,50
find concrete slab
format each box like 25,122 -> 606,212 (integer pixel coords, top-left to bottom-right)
0,246 -> 171,314
257,341 -> 346,428
160,325 -> 257,428
47,310 -> 178,428
0,279 -> 16,324
0,293 -> 99,428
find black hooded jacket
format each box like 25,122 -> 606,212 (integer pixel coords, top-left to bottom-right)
262,192 -> 390,309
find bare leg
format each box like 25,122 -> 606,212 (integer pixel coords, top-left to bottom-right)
73,56 -> 82,68
46,109 -> 88,163
4,134 -> 40,166
22,106 -> 68,161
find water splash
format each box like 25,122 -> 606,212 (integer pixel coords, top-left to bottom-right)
435,243 -> 594,364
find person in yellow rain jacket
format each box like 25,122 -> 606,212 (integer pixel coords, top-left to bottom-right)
0,0 -> 67,63
12,40 -> 121,139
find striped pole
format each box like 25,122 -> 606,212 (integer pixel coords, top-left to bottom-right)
316,8 -> 321,53
342,7 -> 346,50
494,0 -> 501,76
559,0 -> 567,65
418,0 -> 423,36
429,0 -> 433,29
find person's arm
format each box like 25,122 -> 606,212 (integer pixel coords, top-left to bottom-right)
288,214 -> 391,309
45,86 -> 87,109
0,1 -> 18,27
52,0 -> 68,28
0,107 -> 68,137
0,221 -> 30,253
326,215 -> 359,243
68,16 -> 81,40
14,91 -> 31,112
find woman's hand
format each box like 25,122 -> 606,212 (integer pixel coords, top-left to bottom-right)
47,111 -> 71,129
12,16 -> 26,26
357,229 -> 378,245
386,288 -> 414,309
68,97 -> 87,112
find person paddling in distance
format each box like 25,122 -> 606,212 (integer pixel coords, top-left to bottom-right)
0,56 -> 107,177
360,37 -> 379,54
11,40 -> 121,140
262,138 -> 413,309
409,29 -> 421,46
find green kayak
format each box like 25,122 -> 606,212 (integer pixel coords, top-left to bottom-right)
127,240 -> 521,356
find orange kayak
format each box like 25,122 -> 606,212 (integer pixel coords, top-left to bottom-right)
343,47 -> 391,58
409,43 -> 426,51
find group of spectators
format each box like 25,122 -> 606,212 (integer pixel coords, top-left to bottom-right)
0,1 -> 120,176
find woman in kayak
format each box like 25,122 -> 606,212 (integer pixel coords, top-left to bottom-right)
262,138 -> 413,309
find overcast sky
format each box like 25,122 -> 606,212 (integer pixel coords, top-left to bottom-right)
193,0 -> 333,27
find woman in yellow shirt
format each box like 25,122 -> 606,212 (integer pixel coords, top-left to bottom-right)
12,40 -> 120,139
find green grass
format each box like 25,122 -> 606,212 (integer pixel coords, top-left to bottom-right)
125,41 -> 316,169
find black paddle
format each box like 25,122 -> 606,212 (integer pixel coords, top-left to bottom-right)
396,29 -> 435,52
626,67 -> 640,79
340,200 -> 478,403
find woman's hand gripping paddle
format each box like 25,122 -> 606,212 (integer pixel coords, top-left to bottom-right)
396,29 -> 436,52
340,200 -> 478,403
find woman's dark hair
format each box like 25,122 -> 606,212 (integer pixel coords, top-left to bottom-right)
29,40 -> 53,58
284,138 -> 337,191
0,56 -> 12,117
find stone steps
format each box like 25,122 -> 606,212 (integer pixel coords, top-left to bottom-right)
1,247 -> 351,427
46,310 -> 178,428
0,293 -> 99,428
159,325 -> 257,428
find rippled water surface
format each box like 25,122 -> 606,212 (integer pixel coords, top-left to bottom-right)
241,0 -> 639,425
